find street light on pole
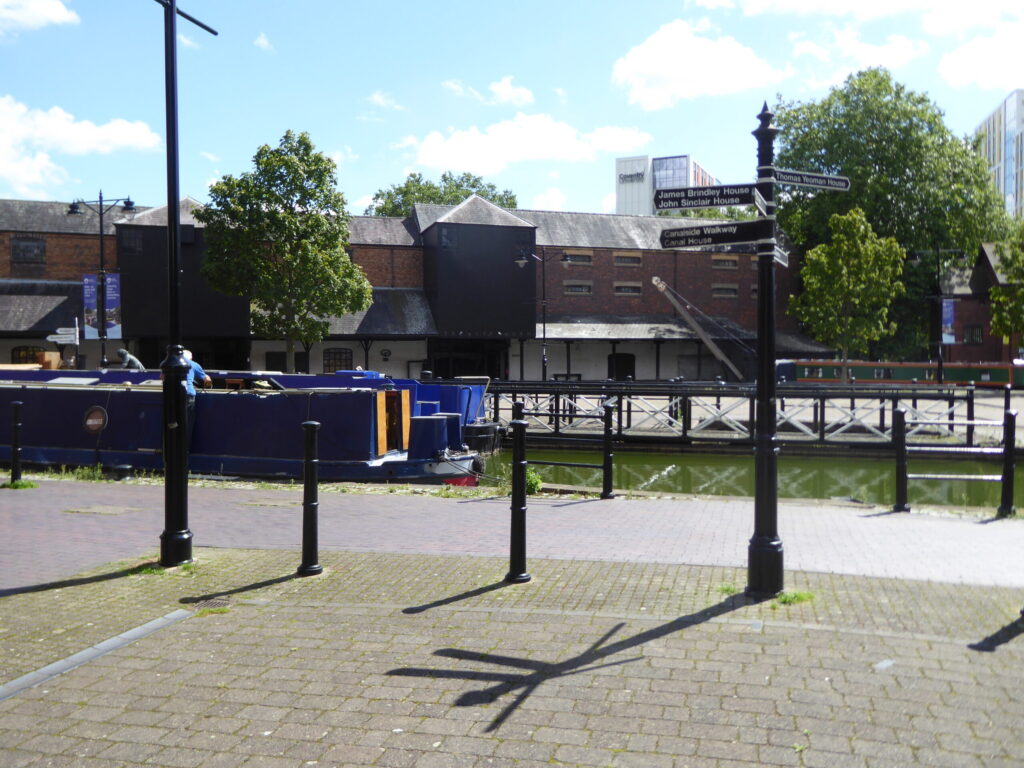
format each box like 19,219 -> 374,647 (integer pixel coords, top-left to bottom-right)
67,192 -> 135,367
514,249 -> 547,380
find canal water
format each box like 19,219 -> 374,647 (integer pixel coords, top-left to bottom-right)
482,449 -> 1023,509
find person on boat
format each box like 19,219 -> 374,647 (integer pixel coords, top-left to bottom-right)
116,348 -> 145,371
183,349 -> 212,399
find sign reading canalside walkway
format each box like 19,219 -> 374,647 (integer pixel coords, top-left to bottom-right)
658,104 -> 849,597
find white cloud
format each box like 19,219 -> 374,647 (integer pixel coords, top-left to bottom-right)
488,76 -> 534,107
0,0 -> 78,36
329,145 -> 359,165
691,0 -> 735,8
553,87 -> 568,105
531,187 -> 567,211
353,194 -> 374,211
400,113 -> 651,176
0,94 -> 160,198
442,80 -> 483,101
253,32 -> 273,51
200,151 -> 219,162
178,33 -> 198,49
938,20 -> 1024,90
369,91 -> 405,111
792,39 -> 829,63
831,24 -> 927,70
443,76 -> 534,107
612,20 -> 791,110
721,0 -> 1021,35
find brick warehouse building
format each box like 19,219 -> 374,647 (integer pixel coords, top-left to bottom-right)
3,194 -> 835,379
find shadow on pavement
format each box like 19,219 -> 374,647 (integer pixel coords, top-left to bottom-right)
0,561 -> 161,598
389,594 -> 749,732
403,581 -> 511,614
180,573 -> 298,604
968,616 -> 1024,652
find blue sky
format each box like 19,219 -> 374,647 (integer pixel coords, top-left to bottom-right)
1,0 -> 1020,216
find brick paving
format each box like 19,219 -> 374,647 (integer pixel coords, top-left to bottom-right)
0,479 -> 1022,767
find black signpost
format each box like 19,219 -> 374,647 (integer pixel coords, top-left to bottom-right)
659,103 -> 849,597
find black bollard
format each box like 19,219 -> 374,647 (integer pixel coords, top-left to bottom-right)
10,400 -> 23,483
297,420 -> 323,576
601,403 -> 614,499
998,410 -> 1016,518
893,408 -> 910,513
506,401 -> 530,583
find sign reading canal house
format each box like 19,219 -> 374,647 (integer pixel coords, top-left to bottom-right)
659,217 -> 774,249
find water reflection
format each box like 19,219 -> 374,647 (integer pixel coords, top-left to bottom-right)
484,450 -> 1022,509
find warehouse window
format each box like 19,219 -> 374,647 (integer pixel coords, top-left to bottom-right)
563,249 -> 593,266
266,350 -> 310,373
712,283 -> 739,298
712,255 -> 738,269
563,281 -> 593,295
614,282 -> 642,295
11,346 -> 45,364
614,252 -> 642,267
323,347 -> 354,372
964,325 -> 984,345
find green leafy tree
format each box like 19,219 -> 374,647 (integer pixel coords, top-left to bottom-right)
774,68 -> 1005,359
364,171 -> 517,216
789,208 -> 907,382
196,131 -> 372,373
989,219 -> 1024,350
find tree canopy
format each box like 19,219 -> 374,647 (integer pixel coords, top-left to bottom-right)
774,69 -> 1006,360
989,219 -> 1024,344
788,208 -> 906,381
364,171 -> 518,217
195,130 -> 372,373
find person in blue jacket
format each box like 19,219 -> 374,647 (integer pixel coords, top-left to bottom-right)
183,349 -> 212,445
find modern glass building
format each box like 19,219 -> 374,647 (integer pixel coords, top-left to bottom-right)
615,155 -> 719,216
976,89 -> 1024,218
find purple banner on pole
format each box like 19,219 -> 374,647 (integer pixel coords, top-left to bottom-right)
941,298 -> 955,345
82,273 -> 122,340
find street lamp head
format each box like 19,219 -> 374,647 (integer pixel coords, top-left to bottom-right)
122,197 -> 135,212
67,201 -> 83,215
514,255 -> 529,269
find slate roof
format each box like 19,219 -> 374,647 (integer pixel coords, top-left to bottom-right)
121,197 -> 205,227
0,280 -> 82,335
348,216 -> 419,247
327,287 -> 436,337
542,314 -> 755,342
0,199 -> 149,235
406,196 -> 721,250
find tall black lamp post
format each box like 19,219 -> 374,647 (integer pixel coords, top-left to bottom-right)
152,0 -> 217,567
67,192 -> 135,367
514,249 -> 548,380
515,250 -> 572,381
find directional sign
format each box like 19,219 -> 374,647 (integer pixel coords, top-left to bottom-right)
55,327 -> 78,336
773,168 -> 850,191
773,245 -> 789,267
654,183 -> 758,211
46,333 -> 78,345
660,217 -> 774,249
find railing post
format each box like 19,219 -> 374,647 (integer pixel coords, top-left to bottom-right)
966,386 -> 975,447
818,396 -> 827,442
616,395 -> 624,438
682,395 -> 690,438
492,391 -> 500,424
10,400 -> 23,483
297,420 -> 323,576
893,407 -> 910,513
506,401 -> 531,583
1004,384 -> 1012,413
601,403 -> 614,499
998,409 -> 1016,518
553,391 -> 561,434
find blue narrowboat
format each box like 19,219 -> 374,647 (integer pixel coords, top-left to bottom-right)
0,368 -> 494,482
